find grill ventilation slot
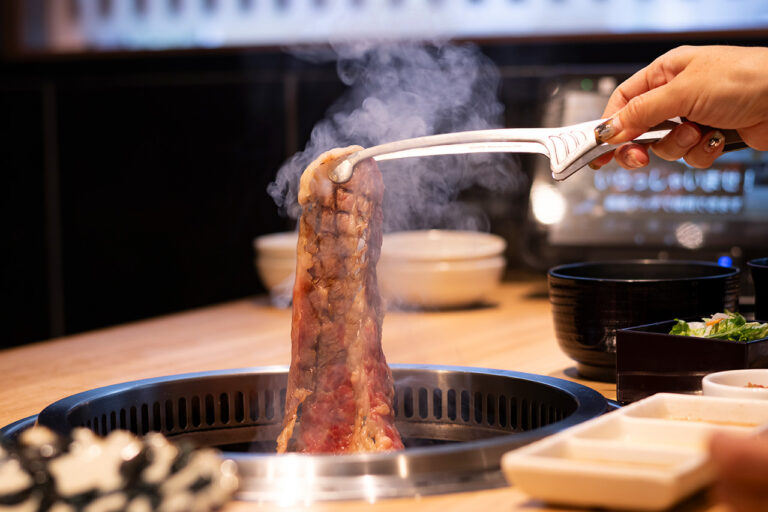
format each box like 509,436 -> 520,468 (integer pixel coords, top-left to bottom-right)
76,385 -> 568,438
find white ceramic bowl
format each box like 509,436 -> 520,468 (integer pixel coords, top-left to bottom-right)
379,230 -> 507,308
254,229 -> 507,308
378,256 -> 505,308
253,231 -> 298,258
253,232 -> 297,293
380,229 -> 506,261
702,369 -> 768,400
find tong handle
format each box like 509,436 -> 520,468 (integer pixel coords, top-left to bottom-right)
689,124 -> 747,153
555,118 -> 749,181
632,118 -> 746,153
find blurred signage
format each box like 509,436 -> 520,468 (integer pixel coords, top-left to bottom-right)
594,166 -> 750,215
533,77 -> 768,251
15,0 -> 768,53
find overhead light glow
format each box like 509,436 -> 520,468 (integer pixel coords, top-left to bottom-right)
531,183 -> 566,225
675,222 -> 705,250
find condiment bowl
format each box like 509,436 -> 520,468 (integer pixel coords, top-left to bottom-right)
702,369 -> 768,400
548,260 -> 740,382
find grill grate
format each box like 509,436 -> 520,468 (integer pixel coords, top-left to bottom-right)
32,364 -> 607,502
79,382 -> 569,440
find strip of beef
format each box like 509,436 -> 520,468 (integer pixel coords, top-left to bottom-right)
276,146 -> 403,454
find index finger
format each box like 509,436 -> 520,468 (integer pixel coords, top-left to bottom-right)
601,46 -> 696,118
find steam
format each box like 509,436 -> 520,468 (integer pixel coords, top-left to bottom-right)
268,42 -> 524,232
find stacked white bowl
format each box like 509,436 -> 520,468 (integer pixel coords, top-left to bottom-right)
253,230 -> 506,308
378,230 -> 506,308
252,232 -> 298,306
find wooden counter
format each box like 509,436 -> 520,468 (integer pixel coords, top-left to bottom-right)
0,282 -> 719,511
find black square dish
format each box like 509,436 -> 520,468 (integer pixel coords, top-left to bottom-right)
616,319 -> 768,404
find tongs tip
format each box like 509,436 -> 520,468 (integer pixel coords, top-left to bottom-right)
329,159 -> 355,184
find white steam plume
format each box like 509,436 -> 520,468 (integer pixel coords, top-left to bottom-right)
268,42 -> 525,232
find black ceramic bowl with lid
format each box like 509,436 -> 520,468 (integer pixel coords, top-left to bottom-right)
548,260 -> 740,382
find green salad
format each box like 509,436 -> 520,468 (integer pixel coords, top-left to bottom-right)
669,312 -> 768,342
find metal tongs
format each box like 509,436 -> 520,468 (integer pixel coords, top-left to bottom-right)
329,118 -> 747,184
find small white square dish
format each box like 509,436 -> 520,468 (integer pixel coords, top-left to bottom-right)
501,393 -> 768,511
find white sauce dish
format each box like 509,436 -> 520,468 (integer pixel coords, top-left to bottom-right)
702,369 -> 768,400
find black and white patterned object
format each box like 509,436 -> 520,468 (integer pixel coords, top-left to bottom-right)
0,426 -> 238,512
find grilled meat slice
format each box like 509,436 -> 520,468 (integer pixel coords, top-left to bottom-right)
277,146 -> 403,454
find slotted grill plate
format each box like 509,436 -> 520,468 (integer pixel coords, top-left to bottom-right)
25,364 -> 607,502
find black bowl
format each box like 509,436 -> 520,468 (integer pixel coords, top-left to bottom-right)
548,260 -> 740,382
748,257 -> 768,321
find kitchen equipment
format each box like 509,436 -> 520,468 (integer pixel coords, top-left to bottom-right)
11,365 -> 608,503
329,118 -> 746,184
378,230 -> 506,308
548,260 -> 740,382
527,76 -> 768,268
617,318 -> 768,403
703,369 -> 768,399
502,393 -> 768,511
748,257 -> 768,321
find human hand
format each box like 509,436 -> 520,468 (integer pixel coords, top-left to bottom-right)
708,431 -> 768,512
591,45 -> 768,170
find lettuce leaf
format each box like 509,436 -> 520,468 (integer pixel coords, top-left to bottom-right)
668,312 -> 768,342
669,319 -> 693,336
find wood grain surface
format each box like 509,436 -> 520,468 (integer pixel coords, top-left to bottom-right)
0,282 -> 721,511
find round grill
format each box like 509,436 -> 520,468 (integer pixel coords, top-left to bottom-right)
8,365 -> 608,503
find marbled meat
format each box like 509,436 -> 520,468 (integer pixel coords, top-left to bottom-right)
276,146 -> 403,454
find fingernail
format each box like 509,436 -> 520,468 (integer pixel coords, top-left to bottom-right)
675,124 -> 700,147
616,145 -> 645,169
595,117 -> 622,143
625,152 -> 644,169
704,131 -> 725,153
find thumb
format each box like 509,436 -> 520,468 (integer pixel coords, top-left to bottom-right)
607,82 -> 687,143
739,120 -> 768,151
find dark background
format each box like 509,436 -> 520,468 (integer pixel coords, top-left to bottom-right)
2,3 -> 766,347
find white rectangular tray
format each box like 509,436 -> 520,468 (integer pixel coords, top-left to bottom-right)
501,393 -> 768,511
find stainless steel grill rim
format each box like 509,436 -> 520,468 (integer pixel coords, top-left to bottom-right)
32,364 -> 608,502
